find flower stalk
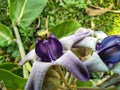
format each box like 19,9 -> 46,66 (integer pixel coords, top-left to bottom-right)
68,74 -> 74,85
77,86 -> 115,90
62,72 -> 70,87
12,23 -> 32,78
57,66 -> 70,89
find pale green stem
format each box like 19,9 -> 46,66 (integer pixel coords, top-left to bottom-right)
100,0 -> 103,4
77,86 -> 115,90
57,66 -> 70,89
73,78 -> 78,84
62,72 -> 70,87
45,16 -> 49,31
58,86 -> 67,90
109,10 -> 120,13
36,17 -> 41,28
7,0 -> 10,7
91,17 -> 95,30
68,74 -> 74,85
12,23 -> 32,78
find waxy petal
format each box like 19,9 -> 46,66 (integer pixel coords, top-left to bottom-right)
60,31 -> 91,50
76,28 -> 94,35
54,50 -> 89,81
94,30 -> 107,43
74,37 -> 97,51
25,61 -> 52,90
83,52 -> 109,72
19,49 -> 39,65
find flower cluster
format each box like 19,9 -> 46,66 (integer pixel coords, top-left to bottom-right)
19,28 -> 120,90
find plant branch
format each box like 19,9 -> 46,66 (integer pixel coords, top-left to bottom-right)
45,16 -> 49,31
36,17 -> 41,29
68,74 -> 74,85
12,23 -> 32,78
77,86 -> 115,90
57,66 -> 70,89
62,72 -> 70,87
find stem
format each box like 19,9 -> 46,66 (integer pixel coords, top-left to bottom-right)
91,17 -> 95,30
74,78 -> 78,84
62,72 -> 70,87
77,86 -> 115,90
12,23 -> 32,78
68,74 -> 74,85
58,86 -> 67,90
57,66 -> 70,89
109,10 -> 120,13
45,16 -> 49,31
36,17 -> 41,28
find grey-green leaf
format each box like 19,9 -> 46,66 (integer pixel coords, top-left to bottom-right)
9,0 -> 48,28
0,23 -> 13,47
0,69 -> 27,90
50,20 -> 81,38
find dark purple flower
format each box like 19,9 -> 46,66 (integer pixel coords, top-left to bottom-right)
97,36 -> 120,88
97,35 -> 120,64
19,29 -> 91,90
35,34 -> 63,62
71,30 -> 108,73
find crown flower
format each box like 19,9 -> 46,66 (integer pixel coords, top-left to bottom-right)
19,29 -> 91,90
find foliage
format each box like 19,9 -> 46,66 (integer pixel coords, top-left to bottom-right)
0,23 -> 13,47
0,69 -> 26,90
50,20 -> 80,38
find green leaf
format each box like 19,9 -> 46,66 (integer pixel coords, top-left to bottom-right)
0,23 -> 13,47
9,0 -> 48,28
42,67 -> 60,90
0,62 -> 18,71
77,80 -> 92,87
0,62 -> 23,77
50,20 -> 81,38
0,69 -> 27,90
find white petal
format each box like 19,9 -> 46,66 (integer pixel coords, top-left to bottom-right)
74,37 -> 97,51
19,49 -> 39,65
25,61 -> 52,90
76,28 -> 94,35
83,52 -> 109,72
94,31 -> 107,43
54,50 -> 89,81
60,31 -> 91,50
